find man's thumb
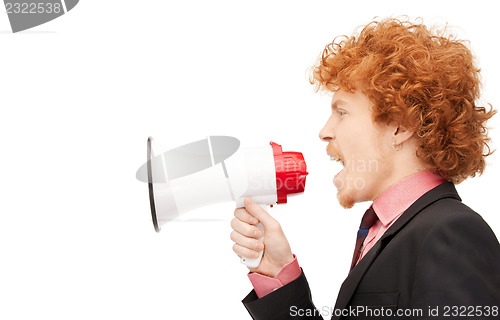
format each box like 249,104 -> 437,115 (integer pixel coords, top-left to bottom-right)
243,196 -> 276,229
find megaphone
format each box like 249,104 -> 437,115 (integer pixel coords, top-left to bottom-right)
136,136 -> 308,268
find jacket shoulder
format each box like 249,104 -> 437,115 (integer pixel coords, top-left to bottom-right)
410,197 -> 500,307
412,197 -> 496,237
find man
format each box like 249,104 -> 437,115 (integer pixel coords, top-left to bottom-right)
230,18 -> 500,319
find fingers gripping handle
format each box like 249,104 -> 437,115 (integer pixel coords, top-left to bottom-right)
240,204 -> 266,268
240,222 -> 264,268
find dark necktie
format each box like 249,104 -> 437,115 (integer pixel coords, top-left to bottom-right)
350,206 -> 378,271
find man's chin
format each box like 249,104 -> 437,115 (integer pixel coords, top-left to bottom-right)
337,188 -> 355,209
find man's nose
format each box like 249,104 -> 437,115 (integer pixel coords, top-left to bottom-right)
319,120 -> 334,142
319,131 -> 331,142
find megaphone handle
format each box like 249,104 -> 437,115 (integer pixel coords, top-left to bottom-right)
240,222 -> 264,268
240,204 -> 266,268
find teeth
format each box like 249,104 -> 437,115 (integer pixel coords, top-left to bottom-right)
329,155 -> 344,165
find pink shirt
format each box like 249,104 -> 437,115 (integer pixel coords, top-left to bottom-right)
248,170 -> 447,298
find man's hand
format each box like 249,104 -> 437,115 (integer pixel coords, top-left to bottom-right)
230,196 -> 294,277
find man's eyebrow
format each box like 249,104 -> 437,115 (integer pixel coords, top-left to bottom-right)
331,99 -> 349,110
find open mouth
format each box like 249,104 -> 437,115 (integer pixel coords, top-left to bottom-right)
328,151 -> 346,187
328,152 -> 345,166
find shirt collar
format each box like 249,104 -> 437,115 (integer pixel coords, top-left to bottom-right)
372,170 -> 447,227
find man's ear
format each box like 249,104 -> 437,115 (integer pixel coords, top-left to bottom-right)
393,126 -> 415,145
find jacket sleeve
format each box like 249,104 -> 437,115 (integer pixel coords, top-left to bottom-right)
411,210 -> 500,314
242,268 -> 324,320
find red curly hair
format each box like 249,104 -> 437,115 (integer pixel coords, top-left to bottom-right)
310,17 -> 496,184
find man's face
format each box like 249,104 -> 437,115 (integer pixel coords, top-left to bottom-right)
319,90 -> 395,208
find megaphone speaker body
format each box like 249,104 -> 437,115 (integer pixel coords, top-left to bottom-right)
137,136 -> 308,268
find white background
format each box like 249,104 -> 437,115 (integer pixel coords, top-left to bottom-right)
0,1 -> 498,319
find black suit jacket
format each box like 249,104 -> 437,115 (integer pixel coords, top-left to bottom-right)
242,182 -> 500,319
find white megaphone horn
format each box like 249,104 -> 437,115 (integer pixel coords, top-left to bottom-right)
136,136 -> 308,268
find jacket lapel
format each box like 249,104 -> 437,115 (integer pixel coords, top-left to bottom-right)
331,182 -> 461,319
